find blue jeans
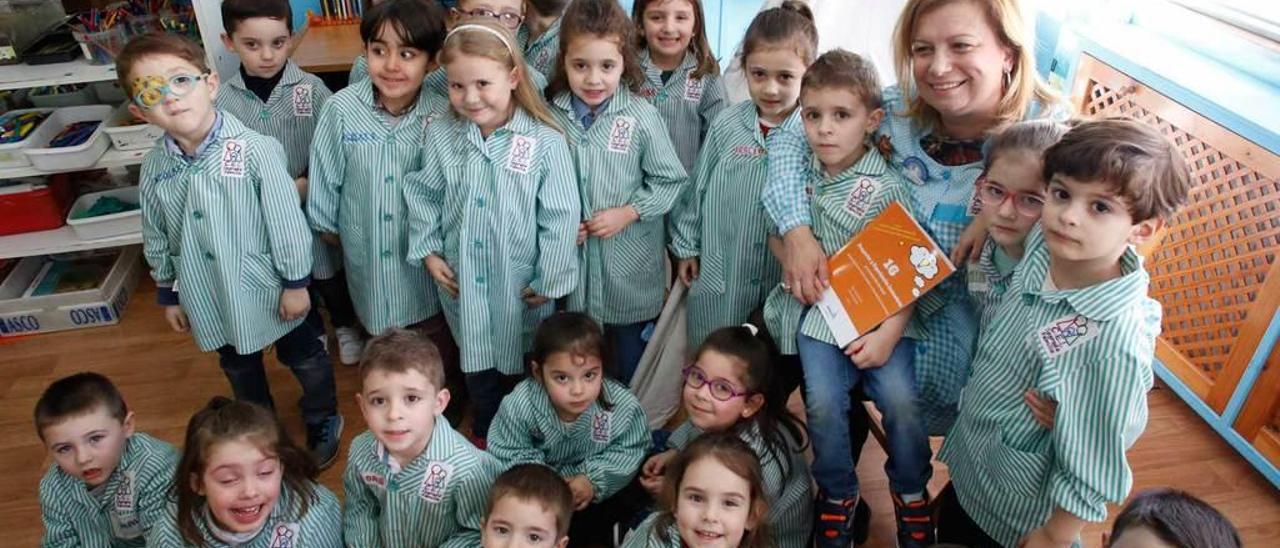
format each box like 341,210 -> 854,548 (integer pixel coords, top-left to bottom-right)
216,320 -> 338,425
797,314 -> 932,499
606,319 -> 654,385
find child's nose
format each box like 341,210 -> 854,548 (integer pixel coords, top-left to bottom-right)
74,448 -> 92,465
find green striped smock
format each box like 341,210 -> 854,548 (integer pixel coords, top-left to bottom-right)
523,17 -> 562,80
968,237 -> 1019,329
152,482 -> 343,547
669,101 -> 788,350
762,149 -> 922,355
140,113 -> 314,353
307,82 -> 448,335
665,420 -> 812,548
347,57 -> 548,92
621,514 -> 682,548
549,89 -> 689,325
636,49 -> 728,173
404,109 -> 580,375
487,378 -> 649,502
342,421 -> 502,547
39,433 -> 178,548
937,226 -> 1160,546
217,61 -> 343,280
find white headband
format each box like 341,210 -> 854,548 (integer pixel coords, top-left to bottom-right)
445,24 -> 515,56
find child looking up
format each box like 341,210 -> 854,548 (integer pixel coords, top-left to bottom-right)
35,373 -> 178,547
121,33 -> 342,468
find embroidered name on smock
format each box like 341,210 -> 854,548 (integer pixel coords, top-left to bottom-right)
732,144 -> 766,158
342,131 -> 380,143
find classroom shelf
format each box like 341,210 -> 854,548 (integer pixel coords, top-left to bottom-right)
0,222 -> 141,259
0,59 -> 118,92
0,146 -> 145,180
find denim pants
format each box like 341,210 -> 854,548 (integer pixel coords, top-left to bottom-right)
216,319 -> 338,425
797,313 -> 932,499
606,319 -> 655,385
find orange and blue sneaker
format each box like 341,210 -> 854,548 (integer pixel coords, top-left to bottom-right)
815,496 -> 871,547
892,491 -> 936,548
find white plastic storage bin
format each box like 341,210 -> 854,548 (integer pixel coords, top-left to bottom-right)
91,81 -> 129,103
103,103 -> 163,151
0,108 -> 56,169
0,246 -> 142,337
66,186 -> 141,240
29,85 -> 98,108
22,105 -> 113,171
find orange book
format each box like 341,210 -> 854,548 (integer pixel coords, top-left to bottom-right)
815,201 -> 956,346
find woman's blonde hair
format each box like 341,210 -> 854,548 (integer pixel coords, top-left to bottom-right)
440,18 -> 561,132
892,0 -> 1061,132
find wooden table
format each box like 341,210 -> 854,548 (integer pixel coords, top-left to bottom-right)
293,24 -> 363,73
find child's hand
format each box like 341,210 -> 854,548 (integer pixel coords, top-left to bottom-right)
639,472 -> 664,498
425,255 -> 459,297
320,233 -> 341,247
576,222 -> 588,246
845,327 -> 898,369
1024,390 -> 1058,430
566,474 -> 594,510
279,287 -> 311,321
586,206 -> 640,239
952,216 -> 990,265
642,449 -> 676,478
521,287 -> 549,308
164,305 -> 189,333
1018,527 -> 1074,548
294,176 -> 309,201
677,257 -> 700,285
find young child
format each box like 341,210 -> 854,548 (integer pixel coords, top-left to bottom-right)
936,119 -> 1194,548
343,329 -> 503,547
761,49 -> 935,547
1106,489 -> 1241,548
404,20 -> 580,443
308,0 -> 459,367
159,397 -> 342,547
214,0 -> 365,366
546,0 -> 689,383
668,2 -> 814,351
122,34 -> 343,467
35,373 -> 178,547
632,0 -> 727,173
640,325 -> 812,548
968,120 -> 1068,327
487,312 -> 650,546
481,463 -> 574,548
625,433 -> 771,548
522,0 -> 571,79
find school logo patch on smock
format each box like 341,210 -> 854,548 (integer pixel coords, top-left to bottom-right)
362,471 -> 387,489
684,75 -> 704,102
419,461 -> 455,503
292,85 -> 313,117
967,268 -> 990,293
268,522 -> 300,548
843,177 -> 878,216
607,116 -> 636,153
507,134 -> 538,174
110,470 -> 141,538
591,411 -> 612,443
221,139 -> 246,178
1037,314 -> 1101,358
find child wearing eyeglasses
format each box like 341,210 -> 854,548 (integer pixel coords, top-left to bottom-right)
639,324 -> 813,548
119,33 -> 341,467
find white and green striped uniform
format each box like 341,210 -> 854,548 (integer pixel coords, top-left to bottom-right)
968,237 -> 1019,329
669,102 -> 788,350
938,226 -> 1159,546
217,61 -> 342,280
39,433 -> 177,548
153,482 -> 343,547
404,110 -> 580,375
762,149 -> 919,354
523,17 -> 563,80
488,378 -> 649,502
549,89 -> 689,325
342,421 -> 502,547
348,57 -> 549,92
621,514 -> 681,548
636,50 -> 728,173
140,113 -> 313,353
307,82 -> 448,335
665,420 -> 812,548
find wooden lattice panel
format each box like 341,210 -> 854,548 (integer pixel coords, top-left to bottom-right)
1073,57 -> 1280,392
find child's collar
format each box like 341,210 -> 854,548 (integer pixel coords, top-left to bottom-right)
164,111 -> 224,160
640,48 -> 695,80
225,60 -> 304,91
1017,226 -> 1149,322
814,144 -> 887,183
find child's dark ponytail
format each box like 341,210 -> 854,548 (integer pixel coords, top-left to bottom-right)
740,0 -> 819,66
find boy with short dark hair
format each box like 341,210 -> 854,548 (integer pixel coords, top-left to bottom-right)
216,0 -> 366,367
35,372 -> 178,547
482,463 -> 574,548
937,118 -> 1195,547
118,33 -> 343,469
343,328 -> 503,547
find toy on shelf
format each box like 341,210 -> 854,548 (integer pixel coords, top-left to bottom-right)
308,0 -> 366,26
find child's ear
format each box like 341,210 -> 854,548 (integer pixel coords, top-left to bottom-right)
190,473 -> 204,496
220,33 -> 234,51
508,65 -> 521,90
121,411 -> 136,438
126,103 -> 147,122
740,393 -> 765,420
434,388 -> 452,416
205,70 -> 221,100
1127,217 -> 1163,246
867,107 -> 886,133
555,536 -> 570,548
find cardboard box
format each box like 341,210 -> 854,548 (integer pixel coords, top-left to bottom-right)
0,245 -> 141,337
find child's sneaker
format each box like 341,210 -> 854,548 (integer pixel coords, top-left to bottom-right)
334,326 -> 365,366
815,496 -> 862,547
891,492 -> 935,548
306,414 -> 344,470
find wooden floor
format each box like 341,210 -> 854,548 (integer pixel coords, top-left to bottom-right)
1,278 -> 1277,546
